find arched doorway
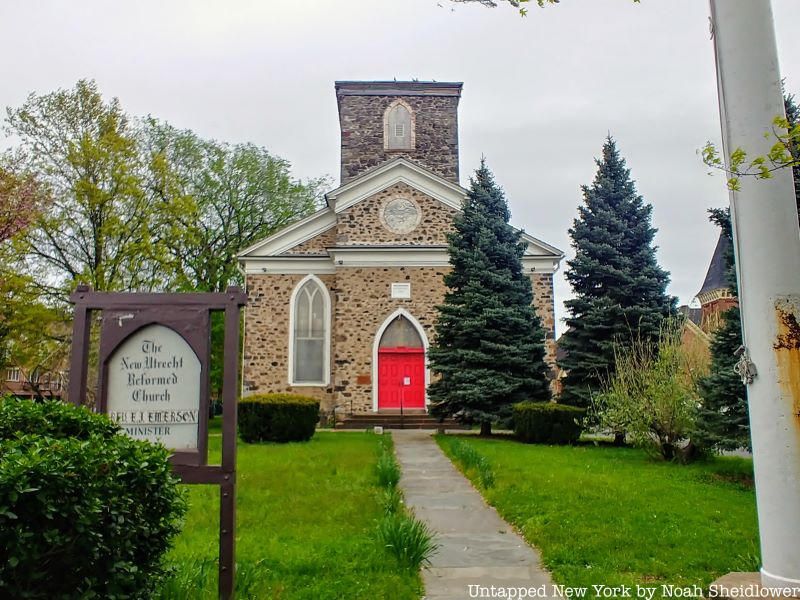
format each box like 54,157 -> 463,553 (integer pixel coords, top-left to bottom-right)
374,311 -> 427,411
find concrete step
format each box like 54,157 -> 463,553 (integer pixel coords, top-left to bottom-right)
336,413 -> 469,430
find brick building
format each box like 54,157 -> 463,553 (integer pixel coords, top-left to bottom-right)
238,81 -> 564,417
3,365 -> 66,400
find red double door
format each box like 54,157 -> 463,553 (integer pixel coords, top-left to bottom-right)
377,347 -> 425,410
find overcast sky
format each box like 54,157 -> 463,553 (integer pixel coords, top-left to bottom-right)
2,0 -> 799,335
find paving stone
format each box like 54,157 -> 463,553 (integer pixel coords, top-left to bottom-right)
392,429 -> 555,600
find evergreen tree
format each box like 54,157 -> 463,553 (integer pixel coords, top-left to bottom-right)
695,209 -> 749,450
559,137 -> 675,408
429,160 -> 550,435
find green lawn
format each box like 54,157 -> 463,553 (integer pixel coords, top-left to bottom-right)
437,435 -> 759,596
160,427 -> 422,599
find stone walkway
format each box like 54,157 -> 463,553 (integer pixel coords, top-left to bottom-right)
392,430 -> 554,600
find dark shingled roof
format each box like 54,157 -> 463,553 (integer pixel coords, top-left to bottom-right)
698,232 -> 729,295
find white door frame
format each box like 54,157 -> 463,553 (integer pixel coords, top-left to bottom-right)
371,308 -> 430,412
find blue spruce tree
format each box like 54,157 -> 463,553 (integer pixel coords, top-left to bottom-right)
559,137 -> 675,409
429,160 -> 550,435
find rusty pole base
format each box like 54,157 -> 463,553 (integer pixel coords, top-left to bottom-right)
710,572 -> 800,599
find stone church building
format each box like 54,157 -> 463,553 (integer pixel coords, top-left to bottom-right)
238,81 -> 564,417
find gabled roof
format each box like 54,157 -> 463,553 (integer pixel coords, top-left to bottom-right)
237,207 -> 336,258
325,157 -> 467,213
239,157 -> 564,261
520,231 -> 564,259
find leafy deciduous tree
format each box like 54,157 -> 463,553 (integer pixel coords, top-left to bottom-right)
0,167 -> 44,243
143,119 -> 328,293
4,79 -> 157,301
2,80 -> 327,401
597,318 -> 706,461
0,167 -> 50,372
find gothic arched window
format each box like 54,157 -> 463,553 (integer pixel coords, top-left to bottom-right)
379,315 -> 424,349
384,100 -> 414,151
289,276 -> 330,385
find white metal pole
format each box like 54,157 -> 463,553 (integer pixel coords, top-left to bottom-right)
710,0 -> 800,589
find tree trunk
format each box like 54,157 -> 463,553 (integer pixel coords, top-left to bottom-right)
661,442 -> 675,462
680,440 -> 701,464
479,422 -> 492,437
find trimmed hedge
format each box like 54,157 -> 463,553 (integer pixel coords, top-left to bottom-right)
238,393 -> 320,443
513,401 -> 586,444
0,396 -> 119,439
0,398 -> 186,599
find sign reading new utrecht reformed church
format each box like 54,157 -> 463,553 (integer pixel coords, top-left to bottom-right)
106,324 -> 201,450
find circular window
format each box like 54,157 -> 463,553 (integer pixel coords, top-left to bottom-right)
381,197 -> 421,234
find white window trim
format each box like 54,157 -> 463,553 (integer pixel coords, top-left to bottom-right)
287,274 -> 331,387
371,308 -> 430,412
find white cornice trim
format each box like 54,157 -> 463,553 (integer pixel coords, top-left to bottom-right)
237,208 -> 336,258
242,242 -> 561,274
241,257 -> 336,275
330,247 -> 448,268
697,288 -> 734,306
521,255 -> 563,273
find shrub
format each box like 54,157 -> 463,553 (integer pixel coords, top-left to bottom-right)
513,402 -> 585,444
594,318 -> 706,461
0,396 -> 119,439
238,393 -> 320,443
0,399 -> 186,599
377,514 -> 439,570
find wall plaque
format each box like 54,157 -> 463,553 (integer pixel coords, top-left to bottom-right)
107,324 -> 201,450
391,282 -> 412,299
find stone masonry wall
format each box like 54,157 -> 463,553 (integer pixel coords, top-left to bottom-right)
243,267 -> 558,415
336,182 -> 457,246
338,94 -> 459,184
529,272 -> 557,373
243,274 -> 336,411
332,266 -> 447,413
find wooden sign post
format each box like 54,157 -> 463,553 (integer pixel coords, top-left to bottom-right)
68,285 -> 247,599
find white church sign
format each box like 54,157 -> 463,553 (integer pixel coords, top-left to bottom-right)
106,324 -> 202,450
